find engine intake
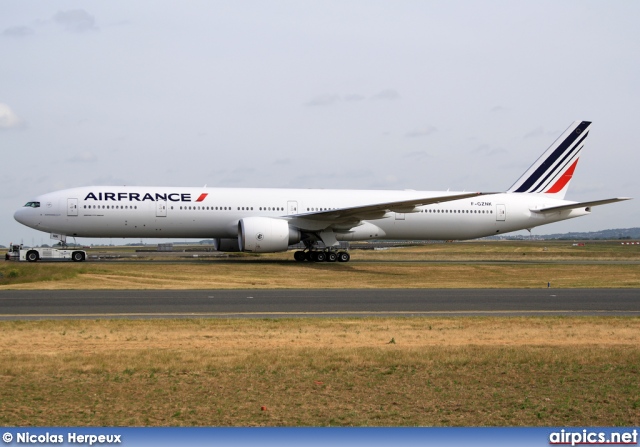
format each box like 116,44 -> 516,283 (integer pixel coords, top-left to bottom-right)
238,217 -> 301,253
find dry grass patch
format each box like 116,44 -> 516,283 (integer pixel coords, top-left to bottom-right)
358,241 -> 640,262
1,317 -> 639,426
3,241 -> 639,289
2,262 -> 640,289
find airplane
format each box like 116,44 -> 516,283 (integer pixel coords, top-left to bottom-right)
14,120 -> 630,262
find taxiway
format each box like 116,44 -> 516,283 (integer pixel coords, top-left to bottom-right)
0,288 -> 638,319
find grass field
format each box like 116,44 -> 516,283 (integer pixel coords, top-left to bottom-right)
1,241 -> 638,426
1,241 -> 639,289
0,317 -> 639,426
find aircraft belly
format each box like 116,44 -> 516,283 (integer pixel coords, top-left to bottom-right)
375,214 -> 501,240
55,212 -> 238,239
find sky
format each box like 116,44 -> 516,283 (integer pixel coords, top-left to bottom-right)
1,0 -> 638,246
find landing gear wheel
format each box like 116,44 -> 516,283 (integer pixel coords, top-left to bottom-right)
327,252 -> 338,262
72,251 -> 85,262
26,251 -> 39,262
337,251 -> 350,262
294,251 -> 306,262
314,251 -> 327,262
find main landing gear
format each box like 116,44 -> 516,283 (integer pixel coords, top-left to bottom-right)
293,249 -> 350,263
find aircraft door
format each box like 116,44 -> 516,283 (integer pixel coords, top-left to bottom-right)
287,201 -> 298,215
496,204 -> 506,221
156,200 -> 167,217
67,198 -> 78,216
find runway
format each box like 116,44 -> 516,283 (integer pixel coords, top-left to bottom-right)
0,288 -> 639,319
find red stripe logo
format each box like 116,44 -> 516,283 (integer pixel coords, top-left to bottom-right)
195,193 -> 208,202
545,159 -> 579,194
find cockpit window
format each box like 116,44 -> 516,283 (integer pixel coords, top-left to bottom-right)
24,202 -> 40,208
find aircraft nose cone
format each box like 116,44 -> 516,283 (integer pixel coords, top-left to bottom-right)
14,207 -> 27,225
14,207 -> 34,228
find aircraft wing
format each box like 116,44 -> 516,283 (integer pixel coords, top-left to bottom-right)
287,192 -> 491,231
530,197 -> 631,214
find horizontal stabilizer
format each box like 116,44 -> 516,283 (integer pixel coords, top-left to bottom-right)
530,197 -> 631,214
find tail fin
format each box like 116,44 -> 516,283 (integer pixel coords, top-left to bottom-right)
508,120 -> 591,199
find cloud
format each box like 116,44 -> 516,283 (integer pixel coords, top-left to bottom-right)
344,169 -> 374,179
90,175 -> 129,186
371,89 -> 400,101
305,90 -> 399,106
304,94 -> 340,107
473,144 -> 508,156
523,126 -> 559,139
66,151 -> 98,163
0,103 -> 23,129
490,105 -> 507,113
403,150 -> 431,160
53,10 -> 97,33
343,94 -> 365,102
405,126 -> 437,138
523,126 -> 544,139
273,158 -> 291,165
2,26 -> 34,37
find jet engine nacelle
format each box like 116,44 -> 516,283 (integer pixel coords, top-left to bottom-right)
238,217 -> 301,253
212,238 -> 241,252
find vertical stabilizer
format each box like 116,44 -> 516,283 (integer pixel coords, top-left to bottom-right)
508,121 -> 591,199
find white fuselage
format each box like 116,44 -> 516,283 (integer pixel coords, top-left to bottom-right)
14,186 -> 589,241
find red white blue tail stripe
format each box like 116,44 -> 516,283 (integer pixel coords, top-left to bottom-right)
508,121 -> 591,198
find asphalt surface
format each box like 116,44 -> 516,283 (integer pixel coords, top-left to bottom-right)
0,288 -> 639,319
